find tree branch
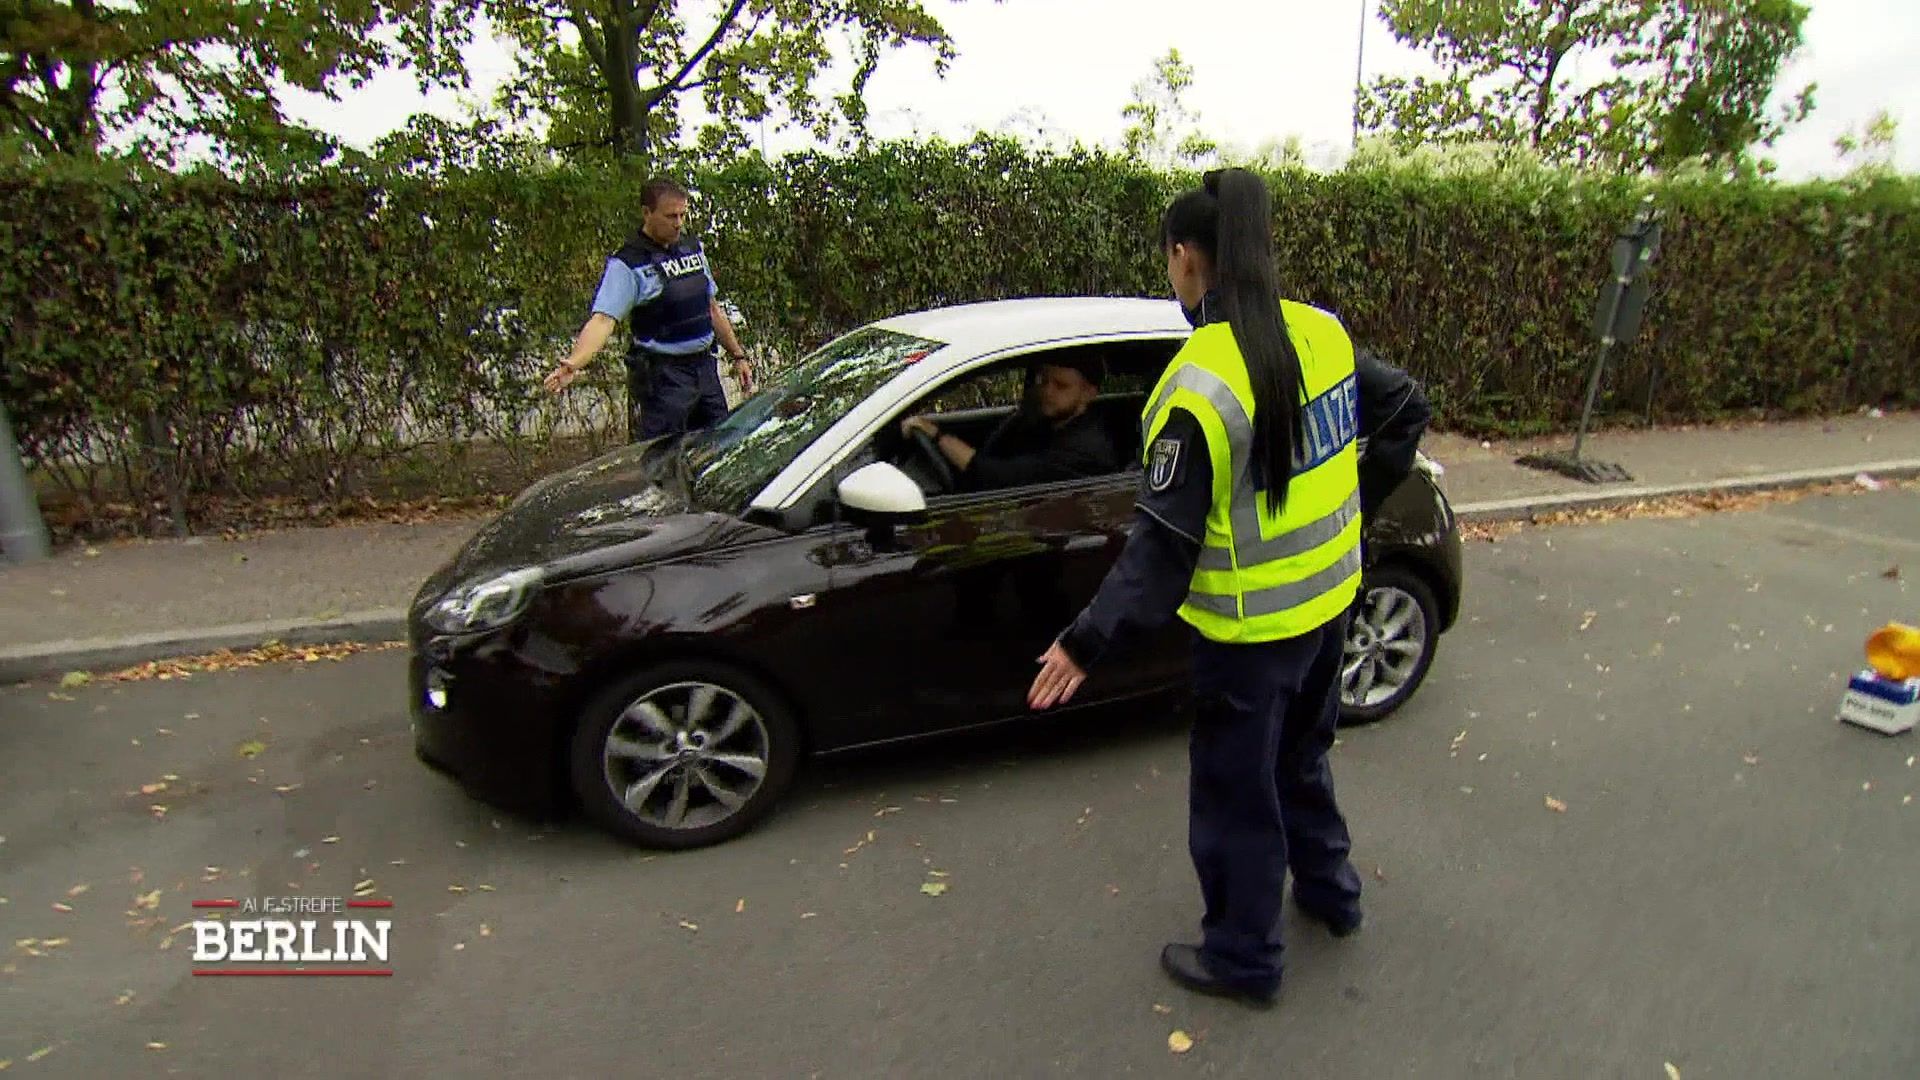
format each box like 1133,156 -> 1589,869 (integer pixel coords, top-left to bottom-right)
566,2 -> 607,72
655,0 -> 749,97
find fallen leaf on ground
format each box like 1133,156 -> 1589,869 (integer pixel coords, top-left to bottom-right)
874,806 -> 902,818
66,884 -> 90,898
52,902 -> 73,913
139,782 -> 167,795
1579,611 -> 1596,632
1545,796 -> 1568,813
1665,1064 -> 1681,1080
920,882 -> 948,897
147,1043 -> 167,1051
1743,753 -> 1761,766
115,991 -> 134,1006
61,671 -> 92,688
679,920 -> 699,932
274,784 -> 301,794
1153,1004 -> 1173,1015
453,942 -> 466,951
800,912 -> 818,919
479,924 -> 492,938
134,890 -> 161,911
477,884 -> 495,892
735,899 -> 745,913
447,885 -> 468,894
1168,1031 -> 1194,1055
321,836 -> 340,844
48,693 -> 74,702
928,870 -> 950,878
26,1047 -> 53,1063
237,740 -> 267,759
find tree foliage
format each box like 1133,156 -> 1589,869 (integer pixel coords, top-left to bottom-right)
0,0 -> 437,167
1358,0 -> 1814,173
388,0 -> 981,161
1120,47 -> 1217,169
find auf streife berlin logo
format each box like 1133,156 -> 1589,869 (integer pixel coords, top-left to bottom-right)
190,896 -> 394,976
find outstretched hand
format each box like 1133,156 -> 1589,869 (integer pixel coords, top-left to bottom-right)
1028,641 -> 1087,711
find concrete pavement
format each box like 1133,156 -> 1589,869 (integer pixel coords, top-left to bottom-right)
2,410 -> 1918,684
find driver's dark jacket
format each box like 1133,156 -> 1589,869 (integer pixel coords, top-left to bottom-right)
1353,346 -> 1431,516
961,409 -> 1120,492
1057,342 -> 1431,670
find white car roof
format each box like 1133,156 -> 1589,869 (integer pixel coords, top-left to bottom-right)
869,296 -> 1191,358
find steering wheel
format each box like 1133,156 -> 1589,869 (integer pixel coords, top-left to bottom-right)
908,427 -> 957,493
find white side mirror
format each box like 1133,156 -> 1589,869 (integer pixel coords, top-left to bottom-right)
837,462 -> 927,517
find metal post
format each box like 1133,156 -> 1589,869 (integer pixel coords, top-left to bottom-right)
1570,280 -> 1628,463
0,398 -> 52,562
1353,0 -> 1370,151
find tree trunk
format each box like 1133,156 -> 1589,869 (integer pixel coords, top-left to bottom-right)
1528,47 -> 1559,148
61,0 -> 103,155
602,8 -> 648,159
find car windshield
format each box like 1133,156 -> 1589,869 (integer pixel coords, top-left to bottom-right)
681,326 -> 943,512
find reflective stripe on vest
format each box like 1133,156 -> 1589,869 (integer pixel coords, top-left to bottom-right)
1141,301 -> 1363,643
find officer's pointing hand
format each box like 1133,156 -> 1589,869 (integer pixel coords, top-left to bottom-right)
544,361 -> 582,394
1029,641 -> 1086,711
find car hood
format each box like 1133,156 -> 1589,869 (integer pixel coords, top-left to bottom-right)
419,442 -> 732,602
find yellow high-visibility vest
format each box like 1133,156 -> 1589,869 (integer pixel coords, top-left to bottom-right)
1141,300 -> 1363,642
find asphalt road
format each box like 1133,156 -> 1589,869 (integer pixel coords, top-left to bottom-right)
3,490 -> 1917,1078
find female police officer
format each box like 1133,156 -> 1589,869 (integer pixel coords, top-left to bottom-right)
1029,168 -> 1365,1007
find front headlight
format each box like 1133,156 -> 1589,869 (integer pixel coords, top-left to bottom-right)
423,567 -> 544,635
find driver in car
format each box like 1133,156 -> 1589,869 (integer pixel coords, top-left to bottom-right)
899,357 -> 1121,491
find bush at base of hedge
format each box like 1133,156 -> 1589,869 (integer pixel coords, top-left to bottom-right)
3,137 -> 1916,535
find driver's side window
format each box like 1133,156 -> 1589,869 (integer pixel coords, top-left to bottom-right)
880,344 -> 1147,500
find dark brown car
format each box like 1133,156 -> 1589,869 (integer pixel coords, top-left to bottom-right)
410,299 -> 1463,849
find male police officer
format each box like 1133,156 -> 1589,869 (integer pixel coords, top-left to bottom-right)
543,177 -> 754,441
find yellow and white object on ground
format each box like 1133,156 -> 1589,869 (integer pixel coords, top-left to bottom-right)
1839,623 -> 1920,735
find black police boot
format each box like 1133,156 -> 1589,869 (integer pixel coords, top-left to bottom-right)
1158,944 -> 1278,1008
1298,904 -> 1364,938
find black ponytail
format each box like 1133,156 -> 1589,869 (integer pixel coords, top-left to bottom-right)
1162,168 -> 1305,509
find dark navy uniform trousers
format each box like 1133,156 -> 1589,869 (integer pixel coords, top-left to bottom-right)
1188,614 -> 1361,990
628,350 -> 728,443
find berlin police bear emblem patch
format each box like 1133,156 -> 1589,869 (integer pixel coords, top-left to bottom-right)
1148,437 -> 1181,492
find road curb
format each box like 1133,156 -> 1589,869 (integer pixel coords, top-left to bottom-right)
0,610 -> 406,686
6,459 -> 1918,686
1452,459 -> 1920,524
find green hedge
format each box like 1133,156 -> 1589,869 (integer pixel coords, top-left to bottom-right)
3,138 -> 1916,534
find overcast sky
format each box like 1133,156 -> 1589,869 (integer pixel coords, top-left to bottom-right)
289,0 -> 1920,179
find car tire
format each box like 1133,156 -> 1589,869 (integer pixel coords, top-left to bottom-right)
1338,565 -> 1440,727
568,661 -> 801,849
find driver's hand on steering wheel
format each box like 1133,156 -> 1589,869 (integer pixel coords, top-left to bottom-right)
901,415 -> 939,440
